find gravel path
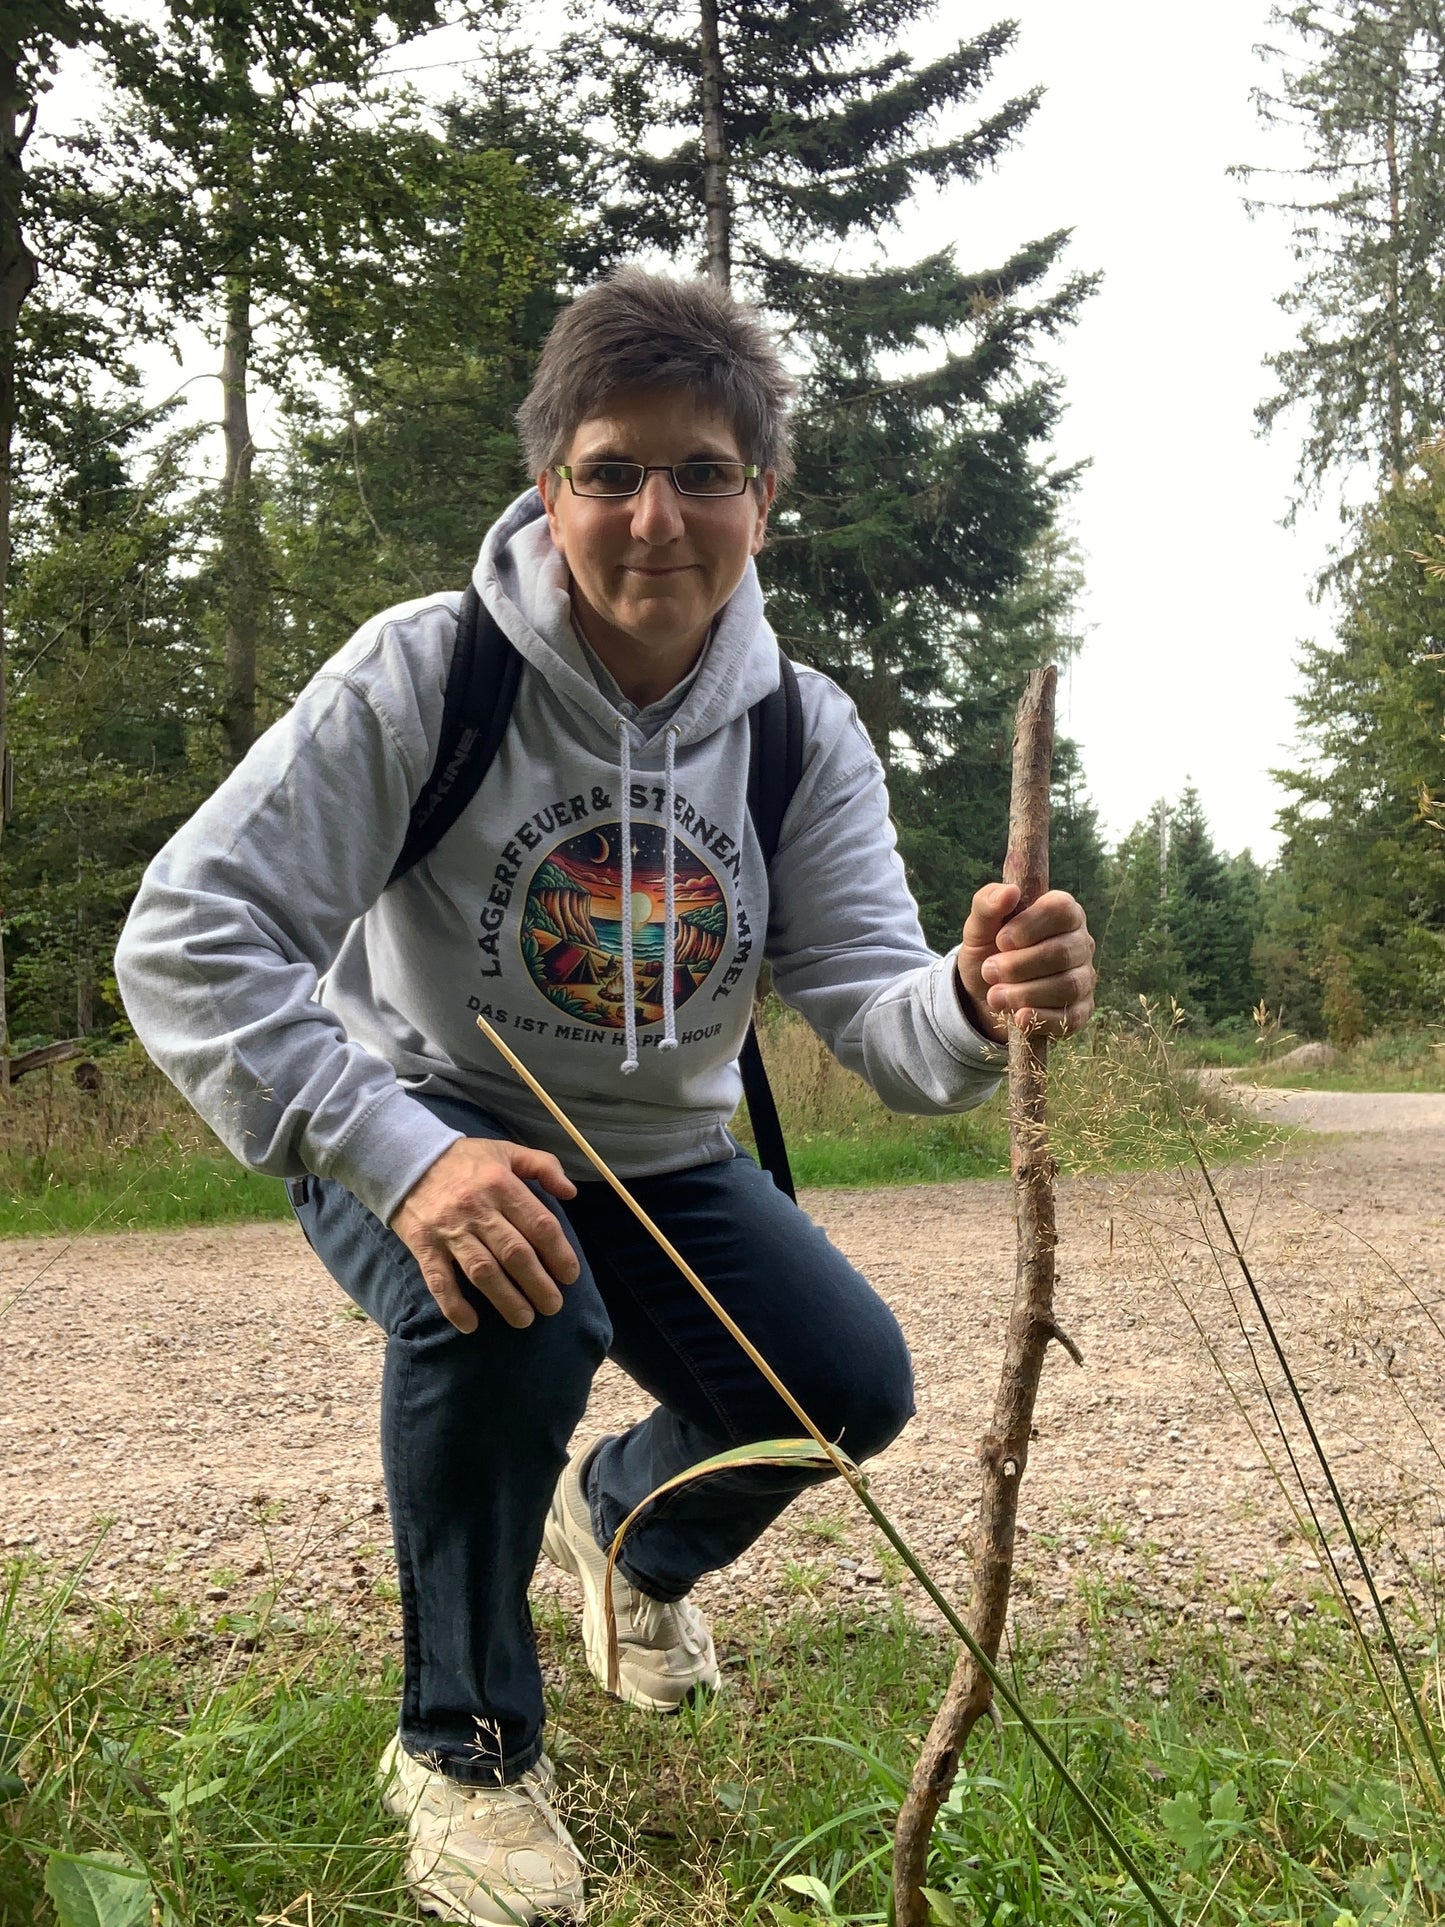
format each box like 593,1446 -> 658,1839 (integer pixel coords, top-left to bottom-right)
1227,1084 -> 1445,1134
3,1129 -> 1442,1672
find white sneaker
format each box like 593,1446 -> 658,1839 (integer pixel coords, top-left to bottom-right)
379,1735 -> 585,1925
540,1444 -> 721,1712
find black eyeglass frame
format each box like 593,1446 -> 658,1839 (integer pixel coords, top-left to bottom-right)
554,460 -> 762,499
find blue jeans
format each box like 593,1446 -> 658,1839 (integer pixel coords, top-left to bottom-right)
290,1094 -> 914,1784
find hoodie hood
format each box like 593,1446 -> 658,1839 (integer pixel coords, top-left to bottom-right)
475,488 -> 784,749
474,488 -> 789,1070
114,482 -> 1002,1225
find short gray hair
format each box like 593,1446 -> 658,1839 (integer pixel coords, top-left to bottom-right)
517,268 -> 795,483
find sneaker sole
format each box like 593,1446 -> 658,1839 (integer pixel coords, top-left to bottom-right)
407,1857 -> 581,1927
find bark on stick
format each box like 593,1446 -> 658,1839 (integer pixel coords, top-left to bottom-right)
892,666 -> 1068,1926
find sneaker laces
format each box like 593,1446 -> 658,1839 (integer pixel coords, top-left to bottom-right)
620,1583 -> 711,1656
459,1774 -> 583,1864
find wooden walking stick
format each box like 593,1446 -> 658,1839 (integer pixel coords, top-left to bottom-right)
892,665 -> 1082,1927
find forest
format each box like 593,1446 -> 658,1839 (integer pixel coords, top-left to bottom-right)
1,0 -> 1441,1063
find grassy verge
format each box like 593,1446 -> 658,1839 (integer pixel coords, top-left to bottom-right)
0,1016 -> 1285,1240
741,1007 -> 1285,1186
0,1042 -> 293,1239
1254,1028 -> 1445,1093
2,1563 -> 1436,1925
1171,1027 -> 1445,1093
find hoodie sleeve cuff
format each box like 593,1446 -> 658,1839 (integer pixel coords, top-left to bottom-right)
924,949 -> 1010,1072
320,1085 -> 464,1226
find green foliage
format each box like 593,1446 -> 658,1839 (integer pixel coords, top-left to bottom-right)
267,43 -> 581,691
889,534 -> 1110,948
0,1013 -> 1281,1237
40,0 -> 464,762
1243,2 -> 1445,497
1096,787 -> 1267,1025
3,385 -> 214,1041
1,3 -> 100,73
1256,1027 -> 1445,1089
0,1040 -> 294,1236
567,0 -> 1104,940
1241,9 -> 1445,1038
1274,448 -> 1445,1037
55,0 -> 449,373
6,12 -> 577,1036
741,1003 -> 1282,1185
1,1574 -> 1440,1924
43,1852 -> 154,1927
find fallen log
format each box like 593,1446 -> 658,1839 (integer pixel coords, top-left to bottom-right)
6,1038 -> 84,1082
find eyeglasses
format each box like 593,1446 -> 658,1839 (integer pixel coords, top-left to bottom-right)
555,460 -> 760,499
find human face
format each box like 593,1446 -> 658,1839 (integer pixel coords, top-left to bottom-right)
538,388 -> 774,701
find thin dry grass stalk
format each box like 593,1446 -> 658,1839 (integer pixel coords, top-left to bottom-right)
1180,1126 -> 1445,1803
477,893 -> 1177,1924
473,1017 -> 872,1504
892,666 -> 1084,1927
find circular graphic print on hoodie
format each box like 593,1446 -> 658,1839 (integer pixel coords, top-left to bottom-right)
519,822 -> 729,1029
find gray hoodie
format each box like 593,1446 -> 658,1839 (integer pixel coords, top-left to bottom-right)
114,490 -> 1003,1224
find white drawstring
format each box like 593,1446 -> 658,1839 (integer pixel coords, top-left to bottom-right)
614,717 -> 681,1073
616,719 -> 639,1074
659,725 -> 680,1053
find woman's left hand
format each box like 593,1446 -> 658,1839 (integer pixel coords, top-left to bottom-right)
955,882 -> 1096,1044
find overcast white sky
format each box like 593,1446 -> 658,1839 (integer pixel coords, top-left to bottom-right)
44,0 -> 1342,859
922,0 -> 1341,861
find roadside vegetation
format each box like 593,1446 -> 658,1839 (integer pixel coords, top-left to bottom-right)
0,1011 -> 1285,1238
0,1042 -> 293,1238
1,1552 -> 1436,1926
1171,1027 -> 1444,1093
1253,1029 -> 1445,1094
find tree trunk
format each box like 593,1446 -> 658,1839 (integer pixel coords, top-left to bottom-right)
697,0 -> 730,288
218,267 -> 261,766
893,668 -> 1072,1927
869,634 -> 895,777
1383,94 -> 1405,476
1,51 -> 38,1091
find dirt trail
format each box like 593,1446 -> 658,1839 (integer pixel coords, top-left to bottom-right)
3,1130 -> 1442,1678
1225,1084 -> 1445,1134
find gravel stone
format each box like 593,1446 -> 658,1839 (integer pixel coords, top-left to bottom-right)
2,1128 -> 1440,1641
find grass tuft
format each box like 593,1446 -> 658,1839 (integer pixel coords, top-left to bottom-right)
0,1015 -> 1284,1238
742,1003 -> 1285,1187
3,1570 -> 1441,1924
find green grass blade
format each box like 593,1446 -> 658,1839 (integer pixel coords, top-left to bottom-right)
608,1441 -> 1178,1925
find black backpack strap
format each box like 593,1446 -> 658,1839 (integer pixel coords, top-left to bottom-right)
388,585 -> 523,886
742,652 -> 804,1199
387,607 -> 804,1200
746,650 -> 803,865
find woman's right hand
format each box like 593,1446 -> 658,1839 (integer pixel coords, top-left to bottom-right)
390,1139 -> 581,1333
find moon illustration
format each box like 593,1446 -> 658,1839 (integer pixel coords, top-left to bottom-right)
630,891 -> 653,927
588,829 -> 610,864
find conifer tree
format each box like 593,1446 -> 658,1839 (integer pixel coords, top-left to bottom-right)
1098,789 -> 1264,1023
56,0 -> 447,767
1242,1 -> 1445,499
5,382 -> 207,1040
1,1 -> 105,1073
1166,787 -> 1264,1022
269,38 -> 584,692
566,0 -> 1099,934
1275,447 -> 1445,1028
